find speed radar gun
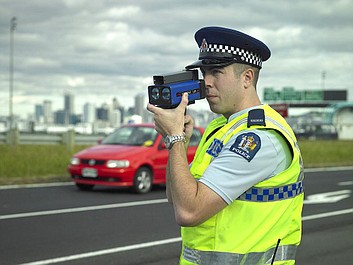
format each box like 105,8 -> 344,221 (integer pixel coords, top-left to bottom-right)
148,70 -> 206,109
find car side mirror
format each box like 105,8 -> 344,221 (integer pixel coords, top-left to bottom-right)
159,141 -> 167,149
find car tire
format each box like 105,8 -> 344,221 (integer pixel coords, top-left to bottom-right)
132,167 -> 152,194
76,183 -> 94,191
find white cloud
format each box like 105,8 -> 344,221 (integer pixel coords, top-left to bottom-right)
0,0 -> 352,118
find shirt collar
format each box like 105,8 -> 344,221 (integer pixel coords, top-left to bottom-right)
227,105 -> 263,123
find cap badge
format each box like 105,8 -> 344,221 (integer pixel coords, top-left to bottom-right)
200,38 -> 208,52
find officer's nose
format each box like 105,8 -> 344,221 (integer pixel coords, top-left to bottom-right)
203,74 -> 214,89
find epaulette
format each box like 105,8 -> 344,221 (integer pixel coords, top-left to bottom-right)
247,109 -> 266,128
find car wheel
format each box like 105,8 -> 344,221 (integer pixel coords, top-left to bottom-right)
133,167 -> 152,194
76,183 -> 94,191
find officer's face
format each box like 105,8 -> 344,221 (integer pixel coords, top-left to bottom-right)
201,64 -> 244,118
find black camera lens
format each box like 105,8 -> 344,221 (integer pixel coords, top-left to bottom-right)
151,87 -> 160,100
162,87 -> 171,100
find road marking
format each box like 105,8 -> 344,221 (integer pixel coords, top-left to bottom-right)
0,182 -> 72,190
19,207 -> 353,265
20,237 -> 182,265
304,190 -> 351,204
302,208 -> 353,221
304,166 -> 353,173
0,199 -> 168,220
338,181 -> 353,186
1,188 -> 351,220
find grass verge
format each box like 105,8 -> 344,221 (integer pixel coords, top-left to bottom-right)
299,140 -> 353,168
0,145 -> 88,185
0,140 -> 352,185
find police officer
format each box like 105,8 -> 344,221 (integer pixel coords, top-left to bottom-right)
147,26 -> 304,265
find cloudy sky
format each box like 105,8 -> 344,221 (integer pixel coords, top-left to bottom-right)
1,0 -> 352,118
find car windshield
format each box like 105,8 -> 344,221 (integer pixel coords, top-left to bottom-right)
102,126 -> 158,146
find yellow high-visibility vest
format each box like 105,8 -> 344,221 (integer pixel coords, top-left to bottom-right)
180,105 -> 304,265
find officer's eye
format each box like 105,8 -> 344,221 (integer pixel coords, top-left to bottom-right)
211,68 -> 223,75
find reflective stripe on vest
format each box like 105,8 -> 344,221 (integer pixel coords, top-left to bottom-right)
183,244 -> 297,265
238,180 -> 304,202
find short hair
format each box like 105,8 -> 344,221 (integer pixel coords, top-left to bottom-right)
232,63 -> 260,88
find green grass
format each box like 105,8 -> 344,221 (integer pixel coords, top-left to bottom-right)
0,145 -> 90,185
0,140 -> 352,185
299,140 -> 353,168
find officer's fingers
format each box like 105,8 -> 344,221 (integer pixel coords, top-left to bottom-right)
147,103 -> 159,114
184,115 -> 194,127
182,92 -> 189,105
177,93 -> 189,111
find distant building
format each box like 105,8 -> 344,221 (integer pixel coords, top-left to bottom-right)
43,100 -> 53,124
112,97 -> 120,110
134,93 -> 147,122
110,109 -> 122,127
112,97 -> 125,124
64,92 -> 74,114
35,104 -> 43,123
330,102 -> 353,140
54,110 -> 66,124
96,103 -> 109,121
83,103 -> 96,123
64,92 -> 75,124
134,94 -> 145,116
70,114 -> 81,124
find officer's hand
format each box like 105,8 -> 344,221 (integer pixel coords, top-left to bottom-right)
184,114 -> 194,142
147,92 -> 189,137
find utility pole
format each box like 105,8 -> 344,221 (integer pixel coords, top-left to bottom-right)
9,17 -> 17,130
321,71 -> 326,90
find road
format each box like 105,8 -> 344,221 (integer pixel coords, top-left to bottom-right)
0,167 -> 352,265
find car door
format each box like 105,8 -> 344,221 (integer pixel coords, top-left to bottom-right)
186,128 -> 203,162
150,135 -> 169,183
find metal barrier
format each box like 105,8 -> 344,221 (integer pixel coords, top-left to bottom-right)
0,129 -> 102,148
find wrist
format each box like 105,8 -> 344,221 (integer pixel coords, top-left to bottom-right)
169,140 -> 186,151
164,133 -> 186,150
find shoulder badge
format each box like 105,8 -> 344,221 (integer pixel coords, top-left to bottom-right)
206,138 -> 223,158
247,109 -> 266,128
229,132 -> 261,162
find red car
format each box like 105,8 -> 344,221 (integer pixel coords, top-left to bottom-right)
68,123 -> 204,193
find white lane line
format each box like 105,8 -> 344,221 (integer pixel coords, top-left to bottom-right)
0,199 -> 168,220
302,208 -> 353,221
19,207 -> 353,265
0,182 -> 72,190
304,166 -> 353,173
338,181 -> 353,186
20,237 -> 182,265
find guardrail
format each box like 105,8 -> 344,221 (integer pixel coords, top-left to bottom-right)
0,129 -> 102,149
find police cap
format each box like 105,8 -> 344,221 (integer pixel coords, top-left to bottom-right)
185,26 -> 271,70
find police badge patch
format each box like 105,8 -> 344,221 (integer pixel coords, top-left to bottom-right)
206,138 -> 223,158
229,132 -> 261,162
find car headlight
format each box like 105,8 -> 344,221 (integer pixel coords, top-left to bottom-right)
70,157 -> 80,165
106,160 -> 130,168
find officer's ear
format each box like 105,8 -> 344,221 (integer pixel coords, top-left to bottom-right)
243,68 -> 254,89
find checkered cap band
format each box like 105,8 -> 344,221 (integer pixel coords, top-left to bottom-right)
201,43 -> 263,68
238,181 -> 304,202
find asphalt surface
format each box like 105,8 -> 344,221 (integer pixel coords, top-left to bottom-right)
0,167 -> 352,265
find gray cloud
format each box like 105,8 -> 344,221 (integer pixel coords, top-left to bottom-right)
0,0 -> 352,118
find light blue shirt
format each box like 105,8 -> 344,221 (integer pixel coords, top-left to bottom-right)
198,106 -> 292,204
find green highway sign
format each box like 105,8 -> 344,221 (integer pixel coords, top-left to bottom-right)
304,90 -> 323,101
264,87 -> 324,102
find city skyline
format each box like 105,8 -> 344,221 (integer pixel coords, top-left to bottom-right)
2,83 -> 352,128
4,79 -> 353,121
31,92 -> 143,125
